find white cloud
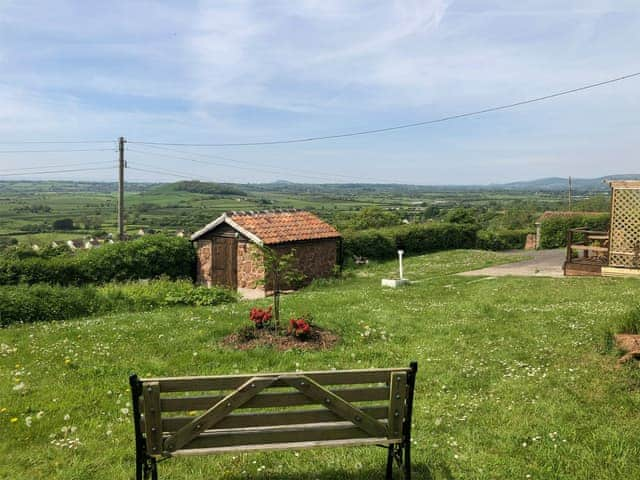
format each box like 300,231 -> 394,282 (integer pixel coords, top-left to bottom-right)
0,0 -> 639,182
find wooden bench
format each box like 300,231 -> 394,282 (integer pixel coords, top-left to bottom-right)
129,362 -> 417,479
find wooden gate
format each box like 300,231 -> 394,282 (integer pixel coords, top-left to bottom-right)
609,182 -> 640,268
211,236 -> 237,288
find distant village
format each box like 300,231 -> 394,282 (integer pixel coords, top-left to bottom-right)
30,229 -> 188,252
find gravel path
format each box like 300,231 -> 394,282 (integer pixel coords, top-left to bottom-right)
458,249 -> 565,278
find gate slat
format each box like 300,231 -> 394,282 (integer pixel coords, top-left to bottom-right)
142,382 -> 163,456
145,369 -> 408,392
160,386 -> 389,412
157,406 -> 389,432
180,422 -> 399,451
388,372 -> 407,437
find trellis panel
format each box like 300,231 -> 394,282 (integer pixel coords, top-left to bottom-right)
609,186 -> 640,268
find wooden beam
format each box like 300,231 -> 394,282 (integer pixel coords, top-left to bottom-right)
281,376 -> 388,438
154,406 -> 389,432
388,372 -> 407,437
160,386 -> 390,412
143,368 -> 408,392
142,382 -> 163,457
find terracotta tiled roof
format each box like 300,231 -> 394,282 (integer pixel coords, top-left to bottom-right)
191,210 -> 341,244
537,211 -> 605,221
229,210 -> 340,245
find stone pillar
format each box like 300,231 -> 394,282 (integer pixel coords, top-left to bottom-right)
535,222 -> 541,249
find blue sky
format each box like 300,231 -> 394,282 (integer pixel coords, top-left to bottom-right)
1,0 -> 639,184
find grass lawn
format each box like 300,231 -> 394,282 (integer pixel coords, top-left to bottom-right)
1,250 -> 639,479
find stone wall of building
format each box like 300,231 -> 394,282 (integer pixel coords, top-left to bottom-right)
195,239 -> 212,286
195,234 -> 339,291
237,240 -> 265,289
270,238 -> 338,290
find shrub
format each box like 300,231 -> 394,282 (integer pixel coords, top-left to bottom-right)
539,214 -> 610,249
52,218 -> 75,230
476,229 -> 530,251
0,238 -> 18,250
0,284 -> 102,325
0,279 -> 236,326
0,235 -> 196,286
342,229 -> 395,260
342,222 -> 478,260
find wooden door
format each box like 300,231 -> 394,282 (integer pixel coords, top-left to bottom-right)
211,236 -> 237,288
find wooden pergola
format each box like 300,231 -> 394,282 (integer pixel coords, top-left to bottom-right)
564,180 -> 640,277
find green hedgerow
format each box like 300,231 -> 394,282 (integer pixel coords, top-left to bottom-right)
0,235 -> 196,286
0,279 -> 236,326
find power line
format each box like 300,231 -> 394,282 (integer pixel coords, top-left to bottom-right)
132,143 -> 390,183
129,71 -> 640,147
128,160 -> 202,179
0,148 -> 115,154
0,167 -> 114,177
0,140 -> 114,145
2,160 -> 116,173
127,147 -> 360,183
127,166 -> 195,180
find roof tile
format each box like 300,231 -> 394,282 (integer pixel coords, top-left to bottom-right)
229,210 -> 340,244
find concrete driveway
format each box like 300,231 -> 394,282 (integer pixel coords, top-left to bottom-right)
458,249 -> 566,278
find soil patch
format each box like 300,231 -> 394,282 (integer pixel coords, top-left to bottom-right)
223,327 -> 339,351
615,334 -> 640,366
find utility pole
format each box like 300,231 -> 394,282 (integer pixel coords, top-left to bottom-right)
118,136 -> 126,240
568,176 -> 573,211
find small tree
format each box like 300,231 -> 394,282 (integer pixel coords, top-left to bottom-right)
254,245 -> 305,329
52,218 -> 75,231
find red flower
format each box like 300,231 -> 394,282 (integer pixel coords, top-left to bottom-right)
249,306 -> 272,328
288,317 -> 311,338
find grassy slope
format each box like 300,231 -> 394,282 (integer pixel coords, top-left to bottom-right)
1,250 -> 639,479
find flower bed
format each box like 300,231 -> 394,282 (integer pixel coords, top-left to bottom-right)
222,309 -> 338,350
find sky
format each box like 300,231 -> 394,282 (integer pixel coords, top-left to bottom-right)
0,0 -> 639,185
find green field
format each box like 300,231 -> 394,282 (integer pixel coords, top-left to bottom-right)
1,250 -> 639,479
1,180 -> 600,248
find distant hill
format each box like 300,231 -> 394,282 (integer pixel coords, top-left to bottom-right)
497,174 -> 640,192
152,180 -> 246,196
2,175 -> 638,195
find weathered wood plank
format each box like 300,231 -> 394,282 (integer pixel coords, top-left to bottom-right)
281,376 -> 387,438
160,386 -> 390,412
141,381 -> 163,456
164,377 -> 277,453
143,368 -> 409,392
156,406 -> 389,432
180,422 -> 392,450
172,437 -> 399,456
388,371 -> 407,437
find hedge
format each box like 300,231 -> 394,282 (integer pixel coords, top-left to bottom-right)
0,279 -> 236,325
342,223 -> 478,260
476,229 -> 530,251
540,214 -> 610,249
0,235 -> 196,286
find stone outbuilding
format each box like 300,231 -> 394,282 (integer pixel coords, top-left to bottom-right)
191,210 -> 341,292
